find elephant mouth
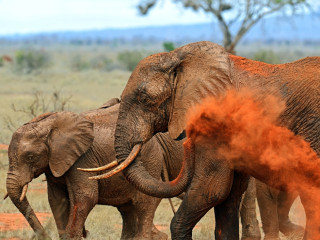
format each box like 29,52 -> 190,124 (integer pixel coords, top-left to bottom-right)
78,143 -> 142,179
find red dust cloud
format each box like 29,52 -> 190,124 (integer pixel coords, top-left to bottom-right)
186,89 -> 320,238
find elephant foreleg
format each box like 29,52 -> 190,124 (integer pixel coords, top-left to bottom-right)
135,194 -> 167,240
170,158 -> 234,240
277,190 -> 304,237
299,193 -> 320,240
256,179 -> 280,240
118,203 -> 139,239
46,176 -> 70,238
240,177 -> 261,240
65,176 -> 98,240
65,195 -> 96,240
215,171 -> 250,240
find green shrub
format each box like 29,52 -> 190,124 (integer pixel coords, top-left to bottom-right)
70,55 -> 90,71
13,49 -> 50,74
163,41 -> 175,52
90,55 -> 113,71
253,50 -> 279,64
0,57 -> 3,67
117,50 -> 144,71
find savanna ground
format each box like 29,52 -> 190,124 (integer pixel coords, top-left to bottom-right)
0,41 -> 317,239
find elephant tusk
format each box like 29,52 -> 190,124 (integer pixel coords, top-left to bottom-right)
20,184 -> 28,202
4,192 -> 8,200
77,160 -> 118,172
89,144 -> 142,180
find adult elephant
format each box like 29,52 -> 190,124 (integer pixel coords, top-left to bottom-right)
5,99 -> 185,240
87,41 -> 313,239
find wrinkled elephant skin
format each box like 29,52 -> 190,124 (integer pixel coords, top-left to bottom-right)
6,100 -> 186,240
111,41 -> 317,239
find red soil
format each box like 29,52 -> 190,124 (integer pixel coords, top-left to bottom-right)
0,212 -> 51,231
0,144 -> 8,150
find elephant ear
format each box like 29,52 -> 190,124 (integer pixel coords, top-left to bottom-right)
48,112 -> 94,177
99,97 -> 120,109
168,41 -> 232,139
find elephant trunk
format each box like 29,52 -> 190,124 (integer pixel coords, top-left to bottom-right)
6,171 -> 51,240
118,138 -> 195,198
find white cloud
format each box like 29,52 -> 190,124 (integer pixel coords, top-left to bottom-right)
0,0 -> 211,35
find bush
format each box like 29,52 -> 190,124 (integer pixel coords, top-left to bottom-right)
163,42 -> 175,52
117,50 -> 144,71
70,55 -> 90,71
13,49 -> 50,74
0,58 -> 3,67
90,55 -> 113,71
253,50 -> 279,64
11,89 -> 72,118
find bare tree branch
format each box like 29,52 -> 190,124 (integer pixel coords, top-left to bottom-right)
137,0 -> 311,53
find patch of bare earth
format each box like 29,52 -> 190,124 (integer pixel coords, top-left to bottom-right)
0,212 -> 51,231
0,144 -> 8,150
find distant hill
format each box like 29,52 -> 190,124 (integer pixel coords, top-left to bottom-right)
1,11 -> 319,44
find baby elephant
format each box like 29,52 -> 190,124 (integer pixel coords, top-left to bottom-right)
6,99 -> 183,240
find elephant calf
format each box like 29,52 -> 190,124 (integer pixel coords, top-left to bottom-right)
6,99 -> 184,240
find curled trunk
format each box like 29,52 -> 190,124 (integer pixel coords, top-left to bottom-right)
6,173 -> 51,240
121,138 -> 195,198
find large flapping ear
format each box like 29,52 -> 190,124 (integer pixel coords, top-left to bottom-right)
168,41 -> 232,139
48,112 -> 94,177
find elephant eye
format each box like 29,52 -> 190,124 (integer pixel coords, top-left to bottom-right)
27,154 -> 34,161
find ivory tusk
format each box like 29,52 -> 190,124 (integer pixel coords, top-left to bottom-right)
20,184 -> 28,202
77,160 -> 118,172
89,144 -> 142,180
4,192 -> 8,200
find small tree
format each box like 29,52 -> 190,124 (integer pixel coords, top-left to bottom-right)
118,50 -> 144,71
138,0 -> 311,53
163,41 -> 176,51
14,49 -> 50,74
253,49 -> 280,64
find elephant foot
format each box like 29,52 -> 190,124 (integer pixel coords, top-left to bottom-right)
279,220 -> 304,237
261,232 -> 280,240
241,222 -> 261,240
282,228 -> 304,240
242,237 -> 261,240
151,225 -> 168,240
82,229 -> 89,238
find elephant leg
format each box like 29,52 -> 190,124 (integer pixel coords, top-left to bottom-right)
215,171 -> 250,240
299,194 -> 320,240
277,190 -> 304,237
118,203 -> 139,239
240,177 -> 261,240
256,180 -> 280,240
65,177 -> 98,240
134,194 -> 167,240
65,196 -> 96,240
170,157 -> 234,240
47,177 -> 70,238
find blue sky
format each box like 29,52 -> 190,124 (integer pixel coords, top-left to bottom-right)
0,0 -> 212,35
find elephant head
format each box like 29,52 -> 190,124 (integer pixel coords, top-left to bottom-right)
6,112 -> 94,238
89,41 -> 232,198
